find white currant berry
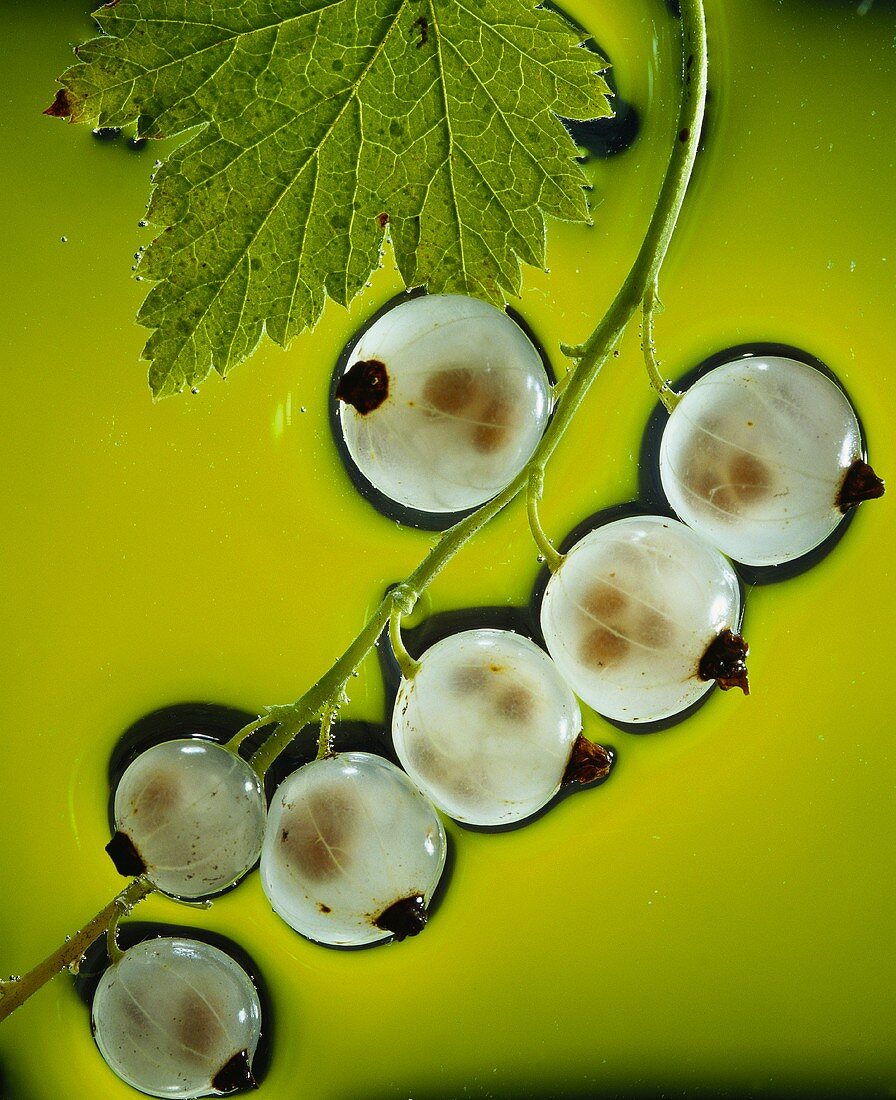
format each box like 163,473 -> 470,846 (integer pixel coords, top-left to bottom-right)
540,515 -> 747,724
107,739 -> 266,900
335,294 -> 552,514
392,629 -> 591,826
91,937 -> 262,1098
260,752 -> 446,947
658,355 -> 884,566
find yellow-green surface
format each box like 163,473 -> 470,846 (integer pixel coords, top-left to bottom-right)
1,1 -> 894,1097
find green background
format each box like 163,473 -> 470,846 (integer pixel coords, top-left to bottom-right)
1,0 -> 894,1096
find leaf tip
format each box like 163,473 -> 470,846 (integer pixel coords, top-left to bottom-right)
43,89 -> 74,120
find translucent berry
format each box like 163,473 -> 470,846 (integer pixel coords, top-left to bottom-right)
91,937 -> 262,1098
540,515 -> 746,724
107,739 -> 266,900
260,752 -> 446,947
392,629 -> 585,825
335,294 -> 552,515
659,355 -> 884,566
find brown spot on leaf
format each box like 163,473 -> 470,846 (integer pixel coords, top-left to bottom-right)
336,359 -> 389,415
837,458 -> 885,512
376,212 -> 390,228
318,902 -> 332,914
44,89 -> 74,119
698,628 -> 749,693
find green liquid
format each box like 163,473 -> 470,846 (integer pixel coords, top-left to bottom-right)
1,1 -> 893,1096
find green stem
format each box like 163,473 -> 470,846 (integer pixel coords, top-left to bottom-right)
246,0 -> 708,778
527,468 -> 564,573
225,713 -> 275,755
642,281 -> 682,412
0,878 -> 154,1023
106,897 -> 127,965
389,604 -> 423,681
316,699 -> 339,760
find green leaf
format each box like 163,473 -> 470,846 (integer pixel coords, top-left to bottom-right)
49,1 -> 610,398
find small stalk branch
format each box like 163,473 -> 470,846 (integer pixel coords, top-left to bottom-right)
642,283 -> 682,412
0,878 -> 154,1023
389,604 -> 422,681
527,469 -> 564,573
225,713 -> 275,756
316,701 -> 339,760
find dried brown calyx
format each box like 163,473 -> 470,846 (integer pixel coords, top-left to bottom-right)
375,894 -> 428,941
336,359 -> 389,414
698,628 -> 749,694
561,735 -> 615,788
105,830 -> 147,877
212,1049 -> 257,1093
837,458 -> 885,512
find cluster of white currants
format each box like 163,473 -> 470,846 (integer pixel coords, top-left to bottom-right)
99,738 -> 452,1094
537,351 -> 881,724
333,299 -> 881,725
92,302 -> 882,1098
